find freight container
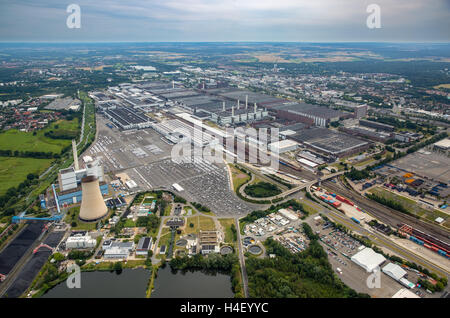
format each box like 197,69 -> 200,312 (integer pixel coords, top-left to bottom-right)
351,217 -> 360,224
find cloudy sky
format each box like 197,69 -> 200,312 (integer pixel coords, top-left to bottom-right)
0,0 -> 449,42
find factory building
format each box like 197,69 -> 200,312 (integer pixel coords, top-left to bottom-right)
359,119 -> 395,132
136,237 -> 153,256
199,231 -> 221,254
268,139 -> 299,154
103,106 -> 153,130
290,127 -> 370,159
432,138 -> 450,156
66,234 -> 96,249
58,162 -> 105,192
103,242 -> 134,259
57,183 -> 108,206
210,102 -> 269,126
271,102 -> 349,127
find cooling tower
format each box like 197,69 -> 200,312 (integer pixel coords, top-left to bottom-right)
79,175 -> 108,222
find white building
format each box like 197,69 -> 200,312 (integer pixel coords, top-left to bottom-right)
172,183 -> 184,192
66,235 -> 96,249
278,209 -> 298,221
350,247 -> 386,272
269,140 -> 299,154
382,262 -> 406,281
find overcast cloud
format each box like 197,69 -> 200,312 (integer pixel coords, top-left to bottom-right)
0,0 -> 449,42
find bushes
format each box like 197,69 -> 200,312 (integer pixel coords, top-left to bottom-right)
246,237 -> 369,298
67,250 -> 93,260
365,192 -> 417,218
244,182 -> 282,198
191,202 -> 211,213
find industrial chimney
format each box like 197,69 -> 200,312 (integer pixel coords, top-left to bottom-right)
223,101 -> 226,112
72,139 -> 79,171
237,100 -> 240,109
245,95 -> 248,109
79,175 -> 108,222
254,102 -> 257,113
232,105 -> 235,117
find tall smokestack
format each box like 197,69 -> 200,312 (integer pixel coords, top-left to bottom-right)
223,101 -> 226,112
245,95 -> 248,109
72,139 -> 79,171
172,80 -> 175,89
232,105 -> 235,117
254,103 -> 257,113
203,82 -> 205,89
237,100 -> 240,109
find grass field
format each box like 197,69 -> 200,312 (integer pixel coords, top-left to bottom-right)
229,164 -> 251,192
0,156 -> 53,195
0,118 -> 78,154
218,218 -> 236,243
185,215 -> 216,234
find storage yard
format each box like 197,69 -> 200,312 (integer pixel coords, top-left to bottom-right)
312,222 -> 436,298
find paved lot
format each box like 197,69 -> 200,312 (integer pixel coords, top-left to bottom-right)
3,230 -> 65,298
0,222 -> 44,275
86,117 -> 258,216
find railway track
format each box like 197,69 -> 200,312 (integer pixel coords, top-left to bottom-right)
322,179 -> 450,244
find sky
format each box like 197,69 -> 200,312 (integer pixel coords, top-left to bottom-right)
0,0 -> 449,42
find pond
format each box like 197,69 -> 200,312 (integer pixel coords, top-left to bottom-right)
151,266 -> 234,298
42,268 -> 150,298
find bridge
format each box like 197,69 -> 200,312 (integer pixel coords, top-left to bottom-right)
12,184 -> 63,224
12,213 -> 63,224
239,170 -> 345,202
32,243 -> 54,254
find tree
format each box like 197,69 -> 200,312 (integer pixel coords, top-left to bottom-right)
113,261 -> 123,272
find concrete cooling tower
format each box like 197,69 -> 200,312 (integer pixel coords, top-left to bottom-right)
79,175 -> 108,222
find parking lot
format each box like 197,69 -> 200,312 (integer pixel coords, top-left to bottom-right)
86,116 -> 257,216
311,221 -> 436,298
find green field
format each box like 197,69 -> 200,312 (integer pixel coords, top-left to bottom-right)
0,156 -> 53,195
0,118 -> 79,154
229,164 -> 251,192
218,218 -> 236,244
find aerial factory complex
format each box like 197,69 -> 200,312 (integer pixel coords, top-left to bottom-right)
0,22 -> 449,302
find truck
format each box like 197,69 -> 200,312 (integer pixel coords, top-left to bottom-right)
336,267 -> 342,274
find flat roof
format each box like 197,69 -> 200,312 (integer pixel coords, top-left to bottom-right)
391,288 -> 420,298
